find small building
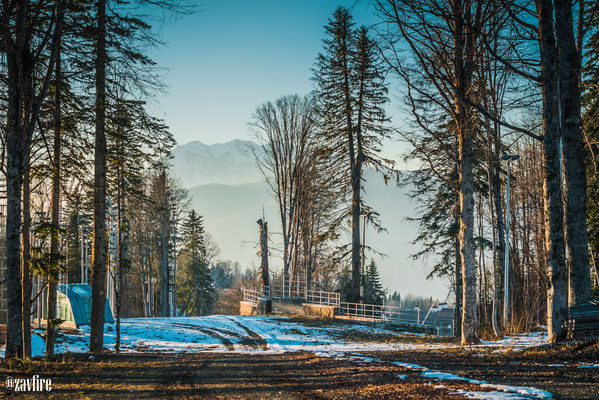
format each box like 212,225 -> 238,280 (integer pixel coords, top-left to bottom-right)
57,284 -> 114,328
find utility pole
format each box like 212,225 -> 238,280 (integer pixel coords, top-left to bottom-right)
501,154 -> 519,329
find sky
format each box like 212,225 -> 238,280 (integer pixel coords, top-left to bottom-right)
148,0 -> 408,165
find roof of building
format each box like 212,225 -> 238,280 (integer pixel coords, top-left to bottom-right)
58,284 -> 114,326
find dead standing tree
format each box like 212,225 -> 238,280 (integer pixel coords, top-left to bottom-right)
257,218 -> 269,289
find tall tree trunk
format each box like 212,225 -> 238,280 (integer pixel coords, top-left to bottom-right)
555,0 -> 591,305
90,0 -> 108,354
454,0 -> 478,345
458,125 -> 477,344
537,0 -> 568,343
487,122 -> 500,337
4,0 -> 30,358
351,173 -> 361,303
454,221 -> 462,339
160,221 -> 169,317
3,0 -> 64,357
339,28 -> 359,304
492,121 -> 506,329
21,167 -> 31,358
115,163 -> 122,352
46,45 -> 62,357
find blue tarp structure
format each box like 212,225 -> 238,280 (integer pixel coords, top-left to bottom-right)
57,284 -> 114,327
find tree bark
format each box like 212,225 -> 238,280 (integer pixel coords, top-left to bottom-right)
492,122 -> 506,329
454,0 -> 478,345
46,43 -> 61,357
554,0 -> 591,305
160,211 -> 169,317
454,220 -> 462,339
536,0 -> 568,343
115,157 -> 123,352
487,121 -> 501,337
90,0 -> 108,354
21,166 -> 32,358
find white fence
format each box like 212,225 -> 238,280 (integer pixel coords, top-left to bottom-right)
241,288 -> 260,305
306,290 -> 340,306
243,286 -> 339,307
337,302 -> 454,335
268,274 -> 307,299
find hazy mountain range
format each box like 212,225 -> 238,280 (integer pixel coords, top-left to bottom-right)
170,139 -> 449,298
172,139 -> 264,187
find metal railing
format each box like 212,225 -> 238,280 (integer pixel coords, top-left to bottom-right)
269,274 -> 307,299
306,290 -> 340,306
242,285 -> 453,336
338,302 -> 399,322
242,286 -> 272,305
242,288 -> 260,305
337,302 -> 454,335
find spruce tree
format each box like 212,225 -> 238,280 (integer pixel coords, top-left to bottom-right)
177,210 -> 215,316
363,259 -> 384,305
313,7 -> 395,303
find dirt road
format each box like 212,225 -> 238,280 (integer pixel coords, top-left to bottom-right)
0,351 -> 476,399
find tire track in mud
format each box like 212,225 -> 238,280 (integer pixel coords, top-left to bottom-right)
226,317 -> 269,351
170,323 -> 236,351
170,321 -> 268,351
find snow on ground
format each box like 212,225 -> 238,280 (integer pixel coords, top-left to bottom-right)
2,315 -> 553,399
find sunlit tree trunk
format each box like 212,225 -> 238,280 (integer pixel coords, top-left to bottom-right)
90,0 -> 108,354
536,0 -> 568,343
46,43 -> 62,357
554,0 -> 591,305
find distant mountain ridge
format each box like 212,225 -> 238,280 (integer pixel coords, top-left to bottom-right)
171,139 -> 264,187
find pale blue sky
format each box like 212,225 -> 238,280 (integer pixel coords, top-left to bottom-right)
149,0 -> 407,164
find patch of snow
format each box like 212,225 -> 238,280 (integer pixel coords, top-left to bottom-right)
452,388 -> 545,399
479,383 -> 552,399
422,371 -> 482,384
577,363 -> 599,368
397,374 -> 407,379
393,361 -> 428,371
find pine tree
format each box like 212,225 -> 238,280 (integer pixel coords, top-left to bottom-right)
363,259 -> 384,305
177,211 -> 215,316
